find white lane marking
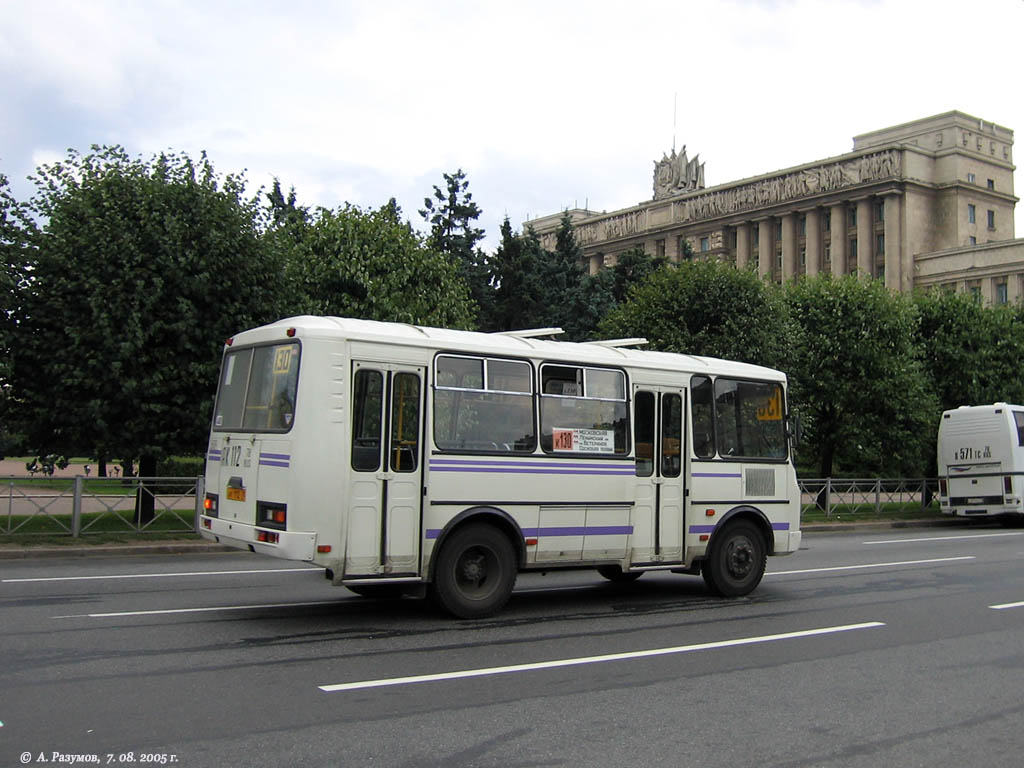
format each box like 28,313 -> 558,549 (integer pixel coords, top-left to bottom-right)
769,556 -> 975,576
318,621 -> 886,692
4,567 -> 318,584
53,600 -> 338,619
864,532 -> 1024,545
990,601 -> 1024,610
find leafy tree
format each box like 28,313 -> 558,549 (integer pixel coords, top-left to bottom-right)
8,146 -> 286,483
0,172 -> 33,456
420,169 -> 490,323
786,274 -> 937,477
288,199 -> 475,328
914,289 -> 1024,413
609,245 -> 673,304
485,217 -> 547,332
600,257 -> 790,368
544,213 -> 588,338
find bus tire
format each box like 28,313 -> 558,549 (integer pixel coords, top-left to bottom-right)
431,523 -> 517,619
701,521 -> 766,597
596,565 -> 643,583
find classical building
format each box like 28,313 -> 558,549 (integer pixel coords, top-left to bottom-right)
526,111 -> 1023,304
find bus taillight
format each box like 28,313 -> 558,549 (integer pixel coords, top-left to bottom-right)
1005,476 -> 1013,495
204,494 -> 219,517
939,478 -> 947,497
257,502 -> 287,530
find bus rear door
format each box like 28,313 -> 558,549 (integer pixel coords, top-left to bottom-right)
347,362 -> 425,577
632,387 -> 686,565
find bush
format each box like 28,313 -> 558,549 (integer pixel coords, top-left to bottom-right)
155,456 -> 205,477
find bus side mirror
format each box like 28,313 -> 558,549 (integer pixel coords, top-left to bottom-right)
787,411 -> 803,449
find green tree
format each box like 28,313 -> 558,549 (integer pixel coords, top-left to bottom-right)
420,169 -> 490,323
600,257 -> 790,368
485,217 -> 547,332
0,172 -> 33,456
289,199 -> 475,328
8,146 -> 286,482
786,274 -> 937,477
914,289 -> 1024,413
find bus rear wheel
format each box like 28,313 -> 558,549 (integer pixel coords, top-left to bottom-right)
431,523 -> 517,619
701,521 -> 766,597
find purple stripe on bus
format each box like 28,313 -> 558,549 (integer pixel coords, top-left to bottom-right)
429,467 -> 635,476
425,525 -> 634,540
260,453 -> 291,460
430,459 -> 628,469
692,472 -> 742,478
259,460 -> 290,468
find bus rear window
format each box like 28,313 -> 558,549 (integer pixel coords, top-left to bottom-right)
213,343 -> 300,432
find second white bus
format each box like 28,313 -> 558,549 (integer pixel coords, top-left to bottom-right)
200,316 -> 802,618
937,403 -> 1024,524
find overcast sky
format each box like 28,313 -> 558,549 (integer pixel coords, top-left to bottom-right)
2,0 -> 1022,251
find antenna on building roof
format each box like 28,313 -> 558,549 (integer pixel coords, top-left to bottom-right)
672,92 -> 677,153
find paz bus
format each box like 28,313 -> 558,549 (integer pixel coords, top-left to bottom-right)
937,403 -> 1024,524
200,316 -> 802,618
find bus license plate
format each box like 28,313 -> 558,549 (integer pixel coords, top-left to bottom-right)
227,487 -> 246,502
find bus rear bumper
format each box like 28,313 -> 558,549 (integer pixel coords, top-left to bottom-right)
199,516 -> 317,561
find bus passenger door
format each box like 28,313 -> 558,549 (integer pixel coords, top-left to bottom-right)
347,362 -> 425,577
632,388 -> 686,565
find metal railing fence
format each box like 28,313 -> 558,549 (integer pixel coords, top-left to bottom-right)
2,475 -> 205,537
799,477 -> 939,520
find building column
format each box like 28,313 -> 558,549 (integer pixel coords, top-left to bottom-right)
781,213 -> 797,282
856,198 -> 873,276
882,191 -> 904,293
830,203 -> 847,276
735,222 -> 752,270
757,217 -> 774,278
805,208 -> 822,277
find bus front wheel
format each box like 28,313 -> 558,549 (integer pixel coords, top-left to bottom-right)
431,523 -> 517,619
701,521 -> 766,597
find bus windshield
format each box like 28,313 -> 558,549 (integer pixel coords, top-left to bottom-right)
213,342 -> 300,432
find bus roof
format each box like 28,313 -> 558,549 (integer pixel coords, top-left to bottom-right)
232,315 -> 787,382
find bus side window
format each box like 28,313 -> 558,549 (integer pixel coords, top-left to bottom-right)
1015,412 -> 1024,447
691,376 -> 715,458
352,369 -> 383,471
634,392 -> 655,476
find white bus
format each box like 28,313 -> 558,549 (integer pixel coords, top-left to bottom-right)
200,316 -> 802,618
937,403 -> 1024,523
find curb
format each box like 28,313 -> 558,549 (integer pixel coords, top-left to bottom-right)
0,540 -> 236,560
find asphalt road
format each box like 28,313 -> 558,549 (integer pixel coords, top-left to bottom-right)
2,527 -> 1023,768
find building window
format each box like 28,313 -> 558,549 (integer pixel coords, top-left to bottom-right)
876,264 -> 885,282
799,216 -> 806,237
987,179 -> 995,190
823,210 -> 831,232
875,200 -> 884,222
969,236 -> 977,245
987,210 -> 995,229
775,223 -> 782,240
850,237 -> 858,259
800,247 -> 806,268
968,204 -> 976,224
849,208 -> 857,227
824,244 -> 831,266
967,172 -> 976,184
876,233 -> 885,255
996,282 -> 1008,304
968,281 -> 981,299
700,236 -> 709,253
656,239 -> 665,260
